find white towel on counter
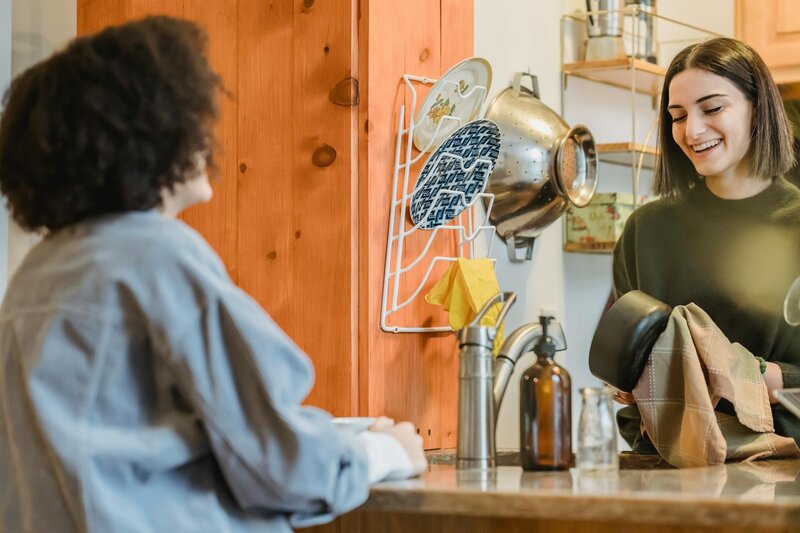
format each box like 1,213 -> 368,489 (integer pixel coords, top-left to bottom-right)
356,431 -> 415,483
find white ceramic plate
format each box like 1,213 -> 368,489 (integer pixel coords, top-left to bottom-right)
410,119 -> 501,229
412,57 -> 492,153
332,417 -> 377,434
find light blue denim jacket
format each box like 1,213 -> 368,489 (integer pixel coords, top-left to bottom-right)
0,211 -> 369,532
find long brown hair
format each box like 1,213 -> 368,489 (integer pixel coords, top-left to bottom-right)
654,38 -> 795,198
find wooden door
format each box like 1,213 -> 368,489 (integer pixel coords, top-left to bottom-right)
78,0 -> 360,417
233,1 -> 359,417
358,0 -> 473,449
736,0 -> 800,84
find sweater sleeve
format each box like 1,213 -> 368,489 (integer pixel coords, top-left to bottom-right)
776,362 -> 800,389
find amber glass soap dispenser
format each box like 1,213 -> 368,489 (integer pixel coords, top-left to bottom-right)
519,315 -> 572,471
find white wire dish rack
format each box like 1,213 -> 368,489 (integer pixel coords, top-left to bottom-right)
380,73 -> 497,333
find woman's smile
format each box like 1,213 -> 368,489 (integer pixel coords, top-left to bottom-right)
691,139 -> 721,153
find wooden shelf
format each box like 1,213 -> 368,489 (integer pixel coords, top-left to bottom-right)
563,58 -> 666,97
597,142 -> 657,170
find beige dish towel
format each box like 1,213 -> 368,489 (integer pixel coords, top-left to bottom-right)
632,303 -> 800,468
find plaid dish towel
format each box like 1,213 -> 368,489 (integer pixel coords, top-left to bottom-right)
632,303 -> 800,468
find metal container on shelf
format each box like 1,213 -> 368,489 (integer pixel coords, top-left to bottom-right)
585,0 -> 627,61
586,0 -> 625,38
625,0 -> 658,64
483,72 -> 598,262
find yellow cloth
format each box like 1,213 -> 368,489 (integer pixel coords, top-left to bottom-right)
425,258 -> 504,354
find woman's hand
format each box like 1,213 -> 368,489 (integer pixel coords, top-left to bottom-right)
612,390 -> 635,405
369,416 -> 395,430
764,362 -> 784,404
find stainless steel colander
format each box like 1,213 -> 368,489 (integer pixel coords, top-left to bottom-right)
484,73 -> 598,261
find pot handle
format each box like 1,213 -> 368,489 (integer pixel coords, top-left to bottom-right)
512,72 -> 540,99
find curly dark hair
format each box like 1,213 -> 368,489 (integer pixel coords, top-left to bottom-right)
0,16 -> 222,232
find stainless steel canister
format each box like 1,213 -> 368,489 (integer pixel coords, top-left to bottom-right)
586,0 -> 625,37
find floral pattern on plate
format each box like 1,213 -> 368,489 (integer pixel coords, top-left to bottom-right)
413,57 -> 492,153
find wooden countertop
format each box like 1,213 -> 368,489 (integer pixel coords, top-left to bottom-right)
363,455 -> 800,530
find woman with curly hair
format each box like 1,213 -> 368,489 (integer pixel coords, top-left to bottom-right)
0,16 -> 424,532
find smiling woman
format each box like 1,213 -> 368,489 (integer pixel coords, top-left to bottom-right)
609,37 -> 800,453
654,38 -> 795,198
667,69 -> 758,198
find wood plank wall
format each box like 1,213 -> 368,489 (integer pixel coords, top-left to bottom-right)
77,0 -> 474,449
78,0 -> 359,417
359,0 -> 473,449
233,0 -> 359,417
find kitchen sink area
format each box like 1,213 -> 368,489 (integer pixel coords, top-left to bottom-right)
425,449 -> 674,469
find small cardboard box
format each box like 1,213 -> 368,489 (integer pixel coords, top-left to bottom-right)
564,193 -> 652,253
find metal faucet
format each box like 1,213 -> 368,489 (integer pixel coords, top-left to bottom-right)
456,292 -> 567,470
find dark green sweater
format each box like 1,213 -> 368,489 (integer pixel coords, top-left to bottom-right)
613,176 -> 800,448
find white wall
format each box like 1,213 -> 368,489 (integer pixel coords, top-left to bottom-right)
0,0 -> 11,297
475,0 -> 734,450
4,0 -> 76,285
474,0 -> 569,450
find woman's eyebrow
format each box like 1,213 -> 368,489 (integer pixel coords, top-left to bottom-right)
668,93 -> 729,110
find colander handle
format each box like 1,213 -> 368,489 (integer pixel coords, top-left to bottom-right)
505,234 -> 535,263
512,72 -> 540,99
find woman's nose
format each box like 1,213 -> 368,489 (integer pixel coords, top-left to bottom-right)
685,112 -> 707,139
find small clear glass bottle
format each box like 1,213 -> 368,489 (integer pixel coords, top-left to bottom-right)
519,316 -> 572,471
576,386 -> 619,473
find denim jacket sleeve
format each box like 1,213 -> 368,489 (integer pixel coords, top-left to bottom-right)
157,275 -> 369,525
